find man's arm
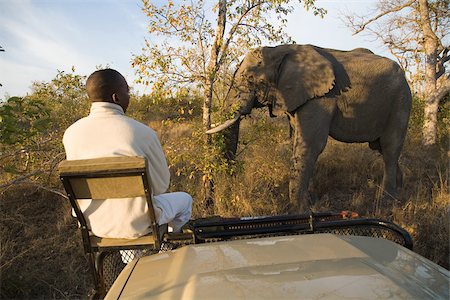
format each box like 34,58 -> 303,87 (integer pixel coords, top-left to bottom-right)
144,132 -> 170,196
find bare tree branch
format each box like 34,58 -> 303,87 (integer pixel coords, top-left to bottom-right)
218,2 -> 259,69
436,46 -> 450,79
0,170 -> 43,189
352,0 -> 415,34
36,184 -> 69,200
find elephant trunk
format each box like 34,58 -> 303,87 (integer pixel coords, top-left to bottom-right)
206,88 -> 254,134
205,87 -> 253,160
222,118 -> 240,161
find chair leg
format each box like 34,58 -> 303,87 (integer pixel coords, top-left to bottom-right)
95,252 -> 107,298
86,253 -> 104,299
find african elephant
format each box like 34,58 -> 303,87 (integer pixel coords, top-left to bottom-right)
207,44 -> 412,212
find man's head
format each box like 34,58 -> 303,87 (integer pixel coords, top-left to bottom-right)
86,69 -> 130,112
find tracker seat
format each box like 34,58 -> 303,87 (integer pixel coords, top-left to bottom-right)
58,156 -> 167,298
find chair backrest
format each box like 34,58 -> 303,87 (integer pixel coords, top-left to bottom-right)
58,156 -> 163,252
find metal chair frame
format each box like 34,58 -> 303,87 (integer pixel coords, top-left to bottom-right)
59,157 -> 166,298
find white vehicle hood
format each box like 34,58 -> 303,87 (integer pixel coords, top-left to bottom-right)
106,234 -> 449,299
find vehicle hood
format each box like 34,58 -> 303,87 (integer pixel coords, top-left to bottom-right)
106,234 -> 449,299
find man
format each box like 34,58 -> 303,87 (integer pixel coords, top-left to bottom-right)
63,69 -> 192,239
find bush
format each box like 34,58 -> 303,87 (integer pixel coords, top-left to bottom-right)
128,91 -> 203,124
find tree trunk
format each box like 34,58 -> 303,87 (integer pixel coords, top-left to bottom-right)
202,0 -> 227,210
418,0 -> 440,146
423,78 -> 450,144
202,83 -> 215,210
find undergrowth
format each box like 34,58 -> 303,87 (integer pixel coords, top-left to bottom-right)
1,108 -> 448,299
0,185 -> 90,299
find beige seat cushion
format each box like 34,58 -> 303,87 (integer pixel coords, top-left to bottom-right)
90,234 -> 156,248
58,156 -> 146,175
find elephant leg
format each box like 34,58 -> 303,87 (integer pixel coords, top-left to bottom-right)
379,111 -> 408,200
289,99 -> 335,212
370,138 -> 403,192
396,164 -> 403,188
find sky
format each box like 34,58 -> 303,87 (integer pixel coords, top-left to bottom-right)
0,0 -> 388,100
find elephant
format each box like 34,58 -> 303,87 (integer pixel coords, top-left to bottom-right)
207,44 -> 412,212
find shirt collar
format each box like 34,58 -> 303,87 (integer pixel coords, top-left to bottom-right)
89,102 -> 124,115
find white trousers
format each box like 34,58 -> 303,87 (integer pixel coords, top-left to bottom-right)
153,192 -> 192,233
120,192 -> 192,263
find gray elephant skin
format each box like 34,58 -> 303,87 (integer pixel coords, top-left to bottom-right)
208,44 -> 412,212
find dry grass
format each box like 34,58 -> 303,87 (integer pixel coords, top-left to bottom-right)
175,116 -> 449,269
0,115 -> 448,299
0,185 -> 91,299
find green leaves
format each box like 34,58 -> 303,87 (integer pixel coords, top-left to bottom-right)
134,0 -> 324,97
0,97 -> 51,146
0,69 -> 88,182
29,70 -> 89,129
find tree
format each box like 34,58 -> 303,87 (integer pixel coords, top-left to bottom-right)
0,70 -> 88,189
30,69 -> 89,129
0,97 -> 51,146
133,0 -> 324,207
344,0 -> 449,145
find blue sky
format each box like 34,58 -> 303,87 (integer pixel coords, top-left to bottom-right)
0,0 -> 386,99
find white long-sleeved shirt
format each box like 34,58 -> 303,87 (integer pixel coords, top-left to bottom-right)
63,102 -> 170,238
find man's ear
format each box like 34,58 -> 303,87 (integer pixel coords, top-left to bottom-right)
111,93 -> 120,104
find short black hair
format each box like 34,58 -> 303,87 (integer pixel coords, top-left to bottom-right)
86,69 -> 127,101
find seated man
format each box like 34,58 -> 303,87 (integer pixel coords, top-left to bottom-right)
63,68 -> 192,239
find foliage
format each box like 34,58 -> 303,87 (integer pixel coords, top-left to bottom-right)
133,0 -> 324,105
0,97 -> 51,146
0,70 -> 88,187
29,70 -> 89,129
409,95 -> 425,134
127,89 -> 203,124
436,93 -> 450,146
409,93 -> 449,147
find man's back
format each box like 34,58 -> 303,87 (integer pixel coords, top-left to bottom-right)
63,102 -> 170,238
63,102 -> 170,195
63,68 -> 191,238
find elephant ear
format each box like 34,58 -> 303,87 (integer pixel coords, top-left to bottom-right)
268,45 -> 335,113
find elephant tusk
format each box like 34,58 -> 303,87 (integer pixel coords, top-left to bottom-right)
206,115 -> 240,134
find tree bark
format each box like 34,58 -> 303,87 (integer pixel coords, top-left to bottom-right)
418,0 -> 440,145
202,0 -> 227,210
423,77 -> 450,144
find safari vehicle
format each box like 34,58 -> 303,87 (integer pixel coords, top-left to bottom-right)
58,157 -> 449,299
104,214 -> 449,300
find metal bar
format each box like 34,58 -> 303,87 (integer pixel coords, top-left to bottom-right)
60,176 -> 92,254
141,164 -> 162,250
191,212 -> 341,228
192,216 -> 413,250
